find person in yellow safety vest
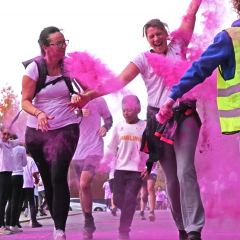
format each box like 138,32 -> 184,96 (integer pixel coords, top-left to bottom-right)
158,0 -> 240,135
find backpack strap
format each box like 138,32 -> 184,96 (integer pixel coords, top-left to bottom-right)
22,56 -> 48,99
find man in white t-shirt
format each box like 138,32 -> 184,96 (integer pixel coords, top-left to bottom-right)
72,97 -> 112,239
16,149 -> 42,228
100,95 -> 148,240
38,175 -> 47,216
156,186 -> 167,210
103,180 -> 111,210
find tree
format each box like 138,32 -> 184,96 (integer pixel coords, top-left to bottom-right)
155,163 -> 166,191
0,85 -> 28,134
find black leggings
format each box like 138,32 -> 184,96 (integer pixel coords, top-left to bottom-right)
25,124 -> 79,231
0,171 -> 12,227
17,188 -> 37,223
6,175 -> 23,226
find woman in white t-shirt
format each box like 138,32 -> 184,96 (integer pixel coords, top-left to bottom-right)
69,1 -> 204,240
21,26 -> 80,240
0,126 -> 20,235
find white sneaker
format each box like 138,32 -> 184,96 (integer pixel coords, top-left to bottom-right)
0,226 -> 12,235
10,226 -> 23,233
54,230 -> 66,240
26,220 -> 32,228
5,225 -> 10,230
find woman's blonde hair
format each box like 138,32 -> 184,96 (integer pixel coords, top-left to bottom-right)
143,19 -> 169,38
231,0 -> 240,17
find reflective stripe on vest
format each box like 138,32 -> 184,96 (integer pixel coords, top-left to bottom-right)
217,27 -> 240,135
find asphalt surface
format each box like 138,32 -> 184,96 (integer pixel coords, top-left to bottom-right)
2,210 -> 240,240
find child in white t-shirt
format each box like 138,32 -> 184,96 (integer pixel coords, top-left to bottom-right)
101,95 -> 148,240
102,180 -> 111,210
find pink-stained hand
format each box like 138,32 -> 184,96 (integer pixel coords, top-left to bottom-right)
156,98 -> 175,124
67,93 -> 91,115
140,168 -> 149,180
36,112 -> 55,132
97,127 -> 107,137
82,109 -> 92,117
34,177 -> 39,185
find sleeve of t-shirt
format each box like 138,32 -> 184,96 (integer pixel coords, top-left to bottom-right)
24,62 -> 39,82
99,98 -> 111,120
22,147 -> 28,167
106,125 -> 119,156
99,98 -> 113,131
31,159 -> 39,173
103,182 -> 106,188
131,53 -> 146,75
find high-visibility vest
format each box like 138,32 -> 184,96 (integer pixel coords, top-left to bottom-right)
217,27 -> 240,135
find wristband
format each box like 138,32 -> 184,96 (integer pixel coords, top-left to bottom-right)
36,111 -> 45,117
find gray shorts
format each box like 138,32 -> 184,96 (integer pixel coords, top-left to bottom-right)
72,155 -> 102,180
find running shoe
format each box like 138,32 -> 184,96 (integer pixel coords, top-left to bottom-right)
27,220 -> 42,228
112,208 -> 117,216
40,208 -> 47,216
32,221 -> 42,228
54,230 -> 66,240
140,211 -> 146,220
179,230 -> 188,240
149,212 -> 156,222
0,226 -> 11,235
10,226 -> 23,233
117,231 -> 130,240
5,225 -> 10,230
16,223 -> 22,228
82,218 -> 96,239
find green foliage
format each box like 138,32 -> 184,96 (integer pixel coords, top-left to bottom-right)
0,84 -> 28,134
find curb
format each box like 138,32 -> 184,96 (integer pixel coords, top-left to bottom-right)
19,212 -> 82,223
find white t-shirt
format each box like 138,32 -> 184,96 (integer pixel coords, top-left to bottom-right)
34,184 -> 38,196
24,62 -> 79,130
23,156 -> 39,188
0,139 -> 20,172
131,39 -> 184,108
156,190 -> 167,202
38,176 -> 45,192
72,97 -> 111,160
12,146 -> 28,176
151,164 -> 158,175
103,181 -> 111,199
105,120 -> 148,172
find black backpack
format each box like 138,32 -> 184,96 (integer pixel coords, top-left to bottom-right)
22,56 -> 77,98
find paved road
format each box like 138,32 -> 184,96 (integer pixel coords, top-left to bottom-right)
3,210 -> 240,240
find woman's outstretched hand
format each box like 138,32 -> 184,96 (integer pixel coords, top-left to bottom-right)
156,98 -> 175,124
36,112 -> 55,132
67,93 -> 91,115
